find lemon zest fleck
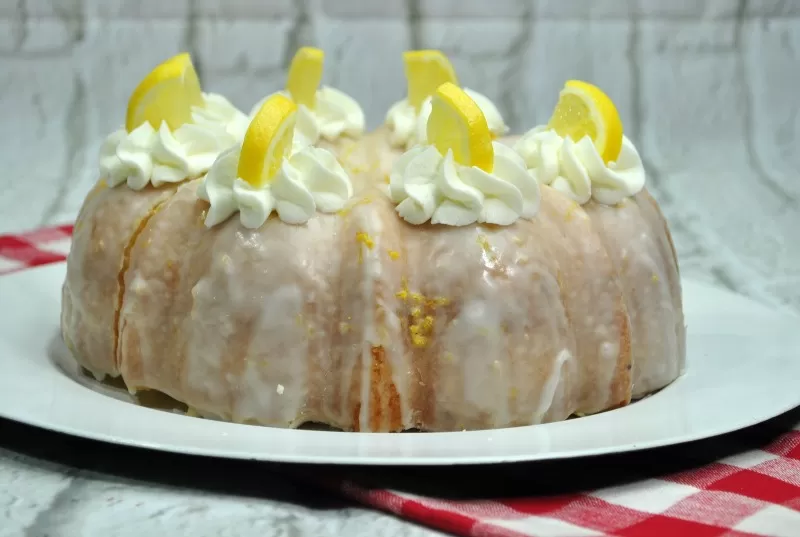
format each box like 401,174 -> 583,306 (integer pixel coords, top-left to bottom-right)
355,231 -> 374,249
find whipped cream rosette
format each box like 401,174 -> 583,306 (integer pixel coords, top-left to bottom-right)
385,50 -> 508,150
388,83 -> 538,226
100,53 -> 249,190
198,94 -> 354,228
513,80 -> 646,205
250,47 -> 365,153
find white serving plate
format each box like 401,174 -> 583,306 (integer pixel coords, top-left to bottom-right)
0,263 -> 798,465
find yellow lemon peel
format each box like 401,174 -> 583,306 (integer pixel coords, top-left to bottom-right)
547,80 -> 623,164
427,82 -> 493,171
403,50 -> 459,110
286,47 -> 324,108
237,94 -> 297,188
126,52 -> 204,132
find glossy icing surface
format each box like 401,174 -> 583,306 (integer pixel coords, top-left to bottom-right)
62,131 -> 684,432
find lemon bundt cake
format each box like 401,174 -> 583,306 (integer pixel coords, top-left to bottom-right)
61,49 -> 685,432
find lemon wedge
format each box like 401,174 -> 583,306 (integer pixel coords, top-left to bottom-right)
125,52 -> 204,132
403,50 -> 459,110
547,80 -> 623,164
286,47 -> 325,108
237,94 -> 297,188
426,82 -> 493,171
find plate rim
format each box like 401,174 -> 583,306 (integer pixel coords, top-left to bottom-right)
0,262 -> 798,466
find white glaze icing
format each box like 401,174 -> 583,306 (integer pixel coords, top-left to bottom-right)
68,140 -> 684,432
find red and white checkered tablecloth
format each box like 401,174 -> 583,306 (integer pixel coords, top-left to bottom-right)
2,225 -> 799,537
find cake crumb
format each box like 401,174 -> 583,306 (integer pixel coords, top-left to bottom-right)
410,306 -> 422,318
512,235 -> 523,245
388,249 -> 400,260
277,384 -> 285,395
651,273 -> 660,283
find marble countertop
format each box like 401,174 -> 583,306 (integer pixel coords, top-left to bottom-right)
0,417 -> 451,537
1,1 -> 799,535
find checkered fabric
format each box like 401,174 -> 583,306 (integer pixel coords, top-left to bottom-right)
0,224 -> 73,275
2,225 -> 799,537
333,439 -> 800,537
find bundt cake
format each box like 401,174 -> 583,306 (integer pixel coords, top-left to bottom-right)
61,49 -> 685,432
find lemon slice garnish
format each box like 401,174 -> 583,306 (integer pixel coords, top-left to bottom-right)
403,50 -> 459,111
237,94 -> 297,188
286,47 -> 325,108
125,52 -> 204,132
426,82 -> 493,171
547,80 -> 623,164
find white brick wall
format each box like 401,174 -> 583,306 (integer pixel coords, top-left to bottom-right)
1,0 -> 799,310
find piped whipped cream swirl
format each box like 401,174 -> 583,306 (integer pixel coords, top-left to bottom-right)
100,93 -> 248,190
513,126 -> 646,205
388,143 -> 540,226
251,87 -> 365,145
197,144 -> 354,228
386,89 -> 509,149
